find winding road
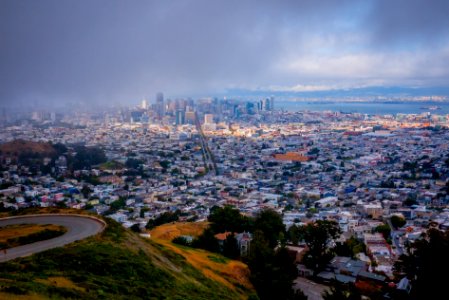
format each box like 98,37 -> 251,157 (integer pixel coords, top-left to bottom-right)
0,214 -> 106,262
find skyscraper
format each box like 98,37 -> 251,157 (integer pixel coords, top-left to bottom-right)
204,114 -> 214,124
175,109 -> 185,125
185,111 -> 196,124
141,99 -> 148,110
156,92 -> 164,117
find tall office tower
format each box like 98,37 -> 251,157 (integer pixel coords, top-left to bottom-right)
204,114 -> 214,124
141,99 -> 148,110
50,112 -> 56,122
175,109 -> 185,125
270,96 -> 274,111
257,100 -> 263,111
185,111 -> 196,124
262,98 -> 270,111
155,92 -> 164,117
246,102 -> 254,114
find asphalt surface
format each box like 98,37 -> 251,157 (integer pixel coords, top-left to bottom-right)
0,214 -> 105,262
294,277 -> 329,300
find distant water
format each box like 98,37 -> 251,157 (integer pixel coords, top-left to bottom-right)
278,101 -> 449,115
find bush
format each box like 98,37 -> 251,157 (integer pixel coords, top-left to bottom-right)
172,236 -> 191,246
391,215 -> 406,229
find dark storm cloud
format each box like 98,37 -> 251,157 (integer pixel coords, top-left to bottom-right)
0,0 -> 448,106
366,0 -> 449,46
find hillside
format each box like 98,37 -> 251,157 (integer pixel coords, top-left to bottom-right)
0,140 -> 56,157
0,210 -> 255,300
150,222 -> 254,293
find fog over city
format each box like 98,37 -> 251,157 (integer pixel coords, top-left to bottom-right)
1,0 -> 449,106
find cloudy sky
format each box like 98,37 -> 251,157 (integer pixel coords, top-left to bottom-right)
1,0 -> 449,105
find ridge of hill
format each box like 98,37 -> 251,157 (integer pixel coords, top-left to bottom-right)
0,140 -> 56,157
0,209 -> 255,299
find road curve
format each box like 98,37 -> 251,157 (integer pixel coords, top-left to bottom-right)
0,214 -> 106,262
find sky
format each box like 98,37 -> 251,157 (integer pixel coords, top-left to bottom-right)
1,0 -> 449,106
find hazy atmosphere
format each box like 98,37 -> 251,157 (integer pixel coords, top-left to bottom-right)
1,0 -> 449,105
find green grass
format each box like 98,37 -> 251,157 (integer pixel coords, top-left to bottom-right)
207,255 -> 228,264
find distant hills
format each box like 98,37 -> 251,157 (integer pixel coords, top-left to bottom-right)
224,86 -> 449,100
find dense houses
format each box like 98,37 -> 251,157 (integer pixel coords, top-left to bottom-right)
1,103 -> 449,287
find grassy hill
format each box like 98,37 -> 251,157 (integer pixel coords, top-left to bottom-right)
0,210 -> 255,300
0,140 -> 56,157
150,222 -> 253,293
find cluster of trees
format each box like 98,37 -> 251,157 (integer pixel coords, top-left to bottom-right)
145,210 -> 180,229
287,220 -> 341,272
160,205 -> 348,299
15,143 -> 108,176
208,205 -> 253,233
125,157 -> 144,169
11,142 -> 68,175
375,224 -> 391,240
247,229 -> 304,300
334,236 -> 366,259
71,145 -> 107,170
243,209 -> 304,300
394,228 -> 449,299
189,206 -> 344,300
170,206 -> 301,299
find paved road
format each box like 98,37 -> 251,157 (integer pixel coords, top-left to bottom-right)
294,277 -> 329,300
0,214 -> 105,262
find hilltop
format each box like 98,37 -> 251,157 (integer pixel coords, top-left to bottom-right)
0,209 -> 255,299
0,140 -> 56,157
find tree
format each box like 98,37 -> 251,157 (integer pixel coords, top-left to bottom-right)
301,220 -> 341,272
254,209 -> 286,248
145,210 -> 180,229
403,197 -> 418,207
394,229 -> 449,299
130,224 -> 141,233
223,234 -> 240,259
391,215 -> 406,229
159,160 -> 170,169
81,184 -> 91,199
192,228 -> 220,252
172,236 -> 191,246
335,236 -> 365,258
71,146 -> 107,170
374,224 -> 391,240
322,283 -> 361,300
109,198 -> 127,211
125,158 -> 143,169
140,207 -> 149,218
247,230 -> 299,300
208,205 -> 252,233
287,224 -> 304,245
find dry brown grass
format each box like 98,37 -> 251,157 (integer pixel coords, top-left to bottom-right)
0,140 -> 56,157
150,222 -> 254,298
0,207 -> 95,218
0,292 -> 46,300
150,221 -> 209,240
0,224 -> 65,244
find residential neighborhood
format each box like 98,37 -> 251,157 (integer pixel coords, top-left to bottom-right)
1,98 -> 449,298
